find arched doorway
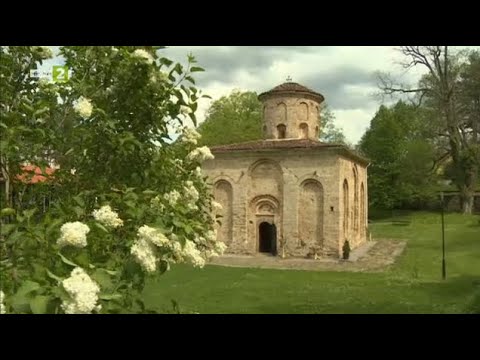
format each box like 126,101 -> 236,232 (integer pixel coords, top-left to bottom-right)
259,222 -> 277,255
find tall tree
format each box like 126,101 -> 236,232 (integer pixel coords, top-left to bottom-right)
378,46 -> 480,214
319,105 -> 346,144
197,90 -> 262,146
197,90 -> 346,146
359,101 -> 437,210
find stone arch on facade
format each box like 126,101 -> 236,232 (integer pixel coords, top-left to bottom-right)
353,166 -> 359,232
276,102 -> 287,124
299,123 -> 309,139
298,179 -> 324,248
277,124 -> 286,139
360,182 -> 365,237
213,179 -> 233,244
248,158 -> 284,178
297,101 -> 309,122
249,195 -> 280,254
343,179 -> 349,239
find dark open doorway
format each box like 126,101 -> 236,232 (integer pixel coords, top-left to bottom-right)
259,222 -> 277,255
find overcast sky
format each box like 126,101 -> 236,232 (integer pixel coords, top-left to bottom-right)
159,46 -> 428,144
42,46 -> 477,144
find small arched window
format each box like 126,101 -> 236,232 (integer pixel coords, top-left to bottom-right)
299,123 -> 309,139
277,124 -> 286,139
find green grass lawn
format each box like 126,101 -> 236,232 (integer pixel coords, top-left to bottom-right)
142,212 -> 480,314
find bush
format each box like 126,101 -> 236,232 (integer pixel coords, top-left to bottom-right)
342,240 -> 351,260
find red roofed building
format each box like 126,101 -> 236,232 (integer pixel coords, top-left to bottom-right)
16,165 -> 56,184
201,81 -> 369,259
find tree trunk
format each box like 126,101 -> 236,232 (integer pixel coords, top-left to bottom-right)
0,157 -> 12,208
461,195 -> 474,214
459,167 -> 478,214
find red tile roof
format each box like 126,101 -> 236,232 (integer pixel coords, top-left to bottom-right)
210,139 -> 369,164
16,165 -> 56,184
258,82 -> 325,103
211,139 -> 336,152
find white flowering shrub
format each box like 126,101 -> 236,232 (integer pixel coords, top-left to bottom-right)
0,46 -> 223,314
57,222 -> 91,248
92,205 -> 123,229
0,291 -> 6,314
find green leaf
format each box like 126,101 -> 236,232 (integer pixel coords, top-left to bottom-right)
58,252 -> 80,268
93,222 -> 109,233
74,252 -> 90,268
16,280 -> 41,297
185,76 -> 196,85
190,66 -> 204,73
0,223 -> 16,235
30,295 -> 50,314
11,295 -> 31,313
73,195 -> 85,208
73,206 -> 84,218
46,269 -> 63,283
0,207 -> 16,217
91,269 -> 114,291
6,230 -> 23,245
160,57 -> 173,67
23,208 -> 37,219
99,293 -> 122,301
158,260 -> 169,275
184,224 -> 194,235
173,63 -> 183,75
46,218 -> 63,238
191,102 -> 198,112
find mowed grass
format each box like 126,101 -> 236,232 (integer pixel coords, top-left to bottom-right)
143,212 -> 480,314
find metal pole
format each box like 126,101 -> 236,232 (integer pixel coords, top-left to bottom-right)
441,192 -> 446,280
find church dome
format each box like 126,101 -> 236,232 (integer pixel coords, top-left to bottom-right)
258,80 -> 325,141
258,81 -> 324,103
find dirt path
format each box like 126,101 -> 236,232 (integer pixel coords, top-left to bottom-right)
209,239 -> 407,272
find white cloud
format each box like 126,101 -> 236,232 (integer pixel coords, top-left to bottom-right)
38,46 -> 479,145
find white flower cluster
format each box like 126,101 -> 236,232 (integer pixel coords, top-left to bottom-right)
149,71 -> 168,84
61,268 -> 101,314
187,146 -> 214,163
73,97 -> 93,119
164,190 -> 181,206
214,241 -> 227,256
212,200 -> 223,212
133,49 -> 154,64
92,205 -> 123,229
168,238 -> 184,263
0,290 -> 6,314
183,240 -> 206,268
131,238 -> 157,273
137,225 -> 170,247
184,181 -> 200,211
205,229 -> 217,243
151,196 -> 165,212
57,222 -> 90,248
181,127 -> 201,145
131,225 -> 170,273
194,166 -> 203,178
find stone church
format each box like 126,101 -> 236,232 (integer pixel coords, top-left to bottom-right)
202,81 -> 369,258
